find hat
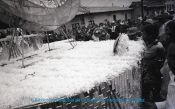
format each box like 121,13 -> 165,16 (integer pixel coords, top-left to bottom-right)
111,21 -> 115,24
145,19 -> 154,24
127,27 -> 139,36
137,17 -> 143,21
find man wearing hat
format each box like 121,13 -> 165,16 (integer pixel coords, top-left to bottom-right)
127,27 -> 141,40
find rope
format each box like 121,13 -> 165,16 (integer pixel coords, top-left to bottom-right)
60,27 -> 77,49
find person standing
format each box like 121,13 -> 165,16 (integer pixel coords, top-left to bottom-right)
141,24 -> 165,102
154,20 -> 175,109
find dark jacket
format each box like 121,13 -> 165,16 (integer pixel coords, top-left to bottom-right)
142,41 -> 165,83
167,42 -> 175,75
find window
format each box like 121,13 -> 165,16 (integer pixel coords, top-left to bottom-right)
170,4 -> 172,11
113,15 -> 116,21
172,4 -> 174,11
147,10 -> 149,15
168,5 -> 170,11
80,16 -> 85,25
72,23 -> 80,29
125,13 -> 128,20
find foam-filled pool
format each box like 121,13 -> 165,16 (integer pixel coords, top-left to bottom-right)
0,35 -> 144,109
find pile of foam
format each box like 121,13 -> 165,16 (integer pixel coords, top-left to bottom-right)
0,34 -> 144,109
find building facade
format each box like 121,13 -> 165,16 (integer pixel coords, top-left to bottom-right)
130,0 -> 165,20
165,0 -> 175,12
65,6 -> 132,30
129,1 -> 143,21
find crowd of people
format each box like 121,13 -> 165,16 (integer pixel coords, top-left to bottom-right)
139,13 -> 175,109
0,19 -> 137,43
70,19 -> 134,41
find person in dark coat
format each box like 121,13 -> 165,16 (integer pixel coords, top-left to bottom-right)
153,20 -> 175,109
110,21 -> 119,39
165,20 -> 175,75
141,24 -> 165,102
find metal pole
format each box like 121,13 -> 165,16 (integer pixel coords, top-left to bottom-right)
21,30 -> 25,68
46,31 -> 51,51
141,0 -> 144,19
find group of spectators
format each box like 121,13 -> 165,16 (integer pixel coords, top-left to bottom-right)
0,19 -> 137,43
71,19 -> 133,41
139,13 -> 175,109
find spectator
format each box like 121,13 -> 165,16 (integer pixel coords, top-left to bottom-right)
127,27 -> 141,41
110,21 -> 119,39
141,24 -> 165,102
155,20 -> 175,109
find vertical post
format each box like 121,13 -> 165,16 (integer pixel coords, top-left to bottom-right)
46,31 -> 51,51
61,27 -> 75,49
21,29 -> 25,68
141,0 -> 144,19
39,1 -> 51,51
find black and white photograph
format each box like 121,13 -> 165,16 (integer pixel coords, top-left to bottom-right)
0,0 -> 175,109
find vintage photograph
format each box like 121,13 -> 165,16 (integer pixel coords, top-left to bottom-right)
0,0 -> 175,109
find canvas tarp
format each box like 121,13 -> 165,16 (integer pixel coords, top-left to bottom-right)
0,7 -> 56,31
0,0 -> 80,31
